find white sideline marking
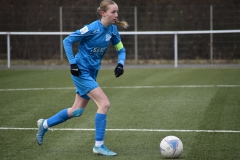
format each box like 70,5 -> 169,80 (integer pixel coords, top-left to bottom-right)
0,85 -> 240,91
0,127 -> 240,133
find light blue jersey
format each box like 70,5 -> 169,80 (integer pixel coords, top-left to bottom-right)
63,20 -> 126,70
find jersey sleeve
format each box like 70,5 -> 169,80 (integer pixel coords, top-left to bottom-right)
111,27 -> 126,66
63,26 -> 91,64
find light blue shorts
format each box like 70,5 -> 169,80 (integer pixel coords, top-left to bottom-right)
71,69 -> 99,100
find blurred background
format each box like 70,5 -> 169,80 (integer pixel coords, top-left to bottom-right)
0,0 -> 240,66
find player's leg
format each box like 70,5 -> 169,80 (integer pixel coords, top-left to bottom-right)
87,87 -> 117,156
36,94 -> 89,145
46,94 -> 88,126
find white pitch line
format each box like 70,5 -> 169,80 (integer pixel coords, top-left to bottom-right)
0,87 -> 75,91
0,85 -> 240,91
0,127 -> 240,133
105,85 -> 240,88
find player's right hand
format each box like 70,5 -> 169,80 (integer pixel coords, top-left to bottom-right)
70,64 -> 81,77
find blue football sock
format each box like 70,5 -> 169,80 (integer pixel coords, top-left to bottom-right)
95,113 -> 107,141
47,108 -> 70,127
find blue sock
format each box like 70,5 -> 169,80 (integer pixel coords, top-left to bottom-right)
95,113 -> 107,141
47,108 -> 70,127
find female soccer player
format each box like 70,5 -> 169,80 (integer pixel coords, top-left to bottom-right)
36,0 -> 128,156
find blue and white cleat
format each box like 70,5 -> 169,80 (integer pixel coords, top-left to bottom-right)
93,144 -> 117,156
36,119 -> 48,145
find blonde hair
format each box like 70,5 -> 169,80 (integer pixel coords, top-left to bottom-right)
97,0 -> 129,29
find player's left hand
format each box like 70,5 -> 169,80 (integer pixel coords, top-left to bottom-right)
114,63 -> 124,78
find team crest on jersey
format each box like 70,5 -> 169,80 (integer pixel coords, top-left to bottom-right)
106,34 -> 111,41
80,26 -> 89,34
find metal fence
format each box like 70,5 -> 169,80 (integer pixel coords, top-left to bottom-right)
1,30 -> 240,68
0,5 -> 240,65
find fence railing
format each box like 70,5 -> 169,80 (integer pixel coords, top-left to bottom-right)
1,30 -> 240,68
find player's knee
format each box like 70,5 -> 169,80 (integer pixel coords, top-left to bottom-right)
102,101 -> 111,111
72,108 -> 85,117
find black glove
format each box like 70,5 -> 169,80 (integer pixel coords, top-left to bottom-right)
70,64 -> 81,77
114,63 -> 124,78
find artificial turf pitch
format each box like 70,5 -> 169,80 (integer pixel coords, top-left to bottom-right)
0,68 -> 240,159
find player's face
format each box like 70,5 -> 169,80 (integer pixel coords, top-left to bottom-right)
102,4 -> 118,25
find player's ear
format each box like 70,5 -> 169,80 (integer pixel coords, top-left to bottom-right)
101,11 -> 105,17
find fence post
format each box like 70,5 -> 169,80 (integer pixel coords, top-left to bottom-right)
134,6 -> 138,64
7,33 -> 10,68
174,33 -> 178,68
210,5 -> 213,60
60,6 -> 63,60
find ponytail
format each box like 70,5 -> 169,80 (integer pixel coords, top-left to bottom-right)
115,20 -> 129,29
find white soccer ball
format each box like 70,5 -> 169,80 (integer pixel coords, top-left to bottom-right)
159,135 -> 183,159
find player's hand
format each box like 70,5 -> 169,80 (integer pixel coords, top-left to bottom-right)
114,63 -> 124,78
70,64 -> 81,77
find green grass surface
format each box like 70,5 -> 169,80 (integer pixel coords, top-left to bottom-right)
0,68 -> 240,159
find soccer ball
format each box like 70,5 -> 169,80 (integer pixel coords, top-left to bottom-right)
159,135 -> 183,159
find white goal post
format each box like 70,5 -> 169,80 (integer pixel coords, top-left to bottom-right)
1,30 -> 240,68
